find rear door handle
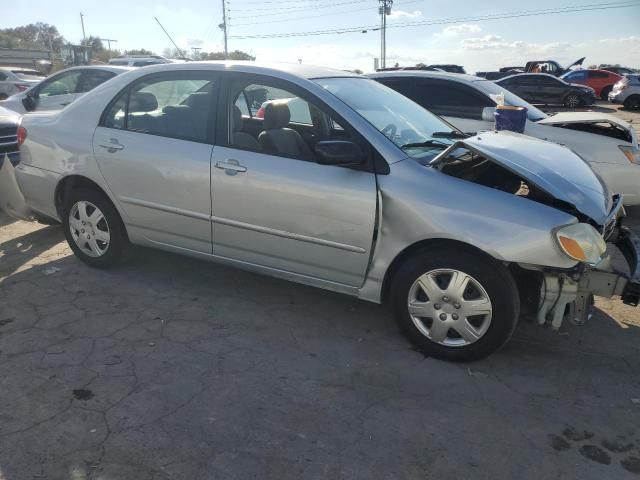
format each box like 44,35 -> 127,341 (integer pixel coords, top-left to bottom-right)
215,160 -> 247,175
98,138 -> 125,152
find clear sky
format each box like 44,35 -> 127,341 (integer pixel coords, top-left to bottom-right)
4,0 -> 640,73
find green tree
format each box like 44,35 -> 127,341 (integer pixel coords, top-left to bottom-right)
0,23 -> 65,52
203,50 -> 255,61
126,48 -> 156,56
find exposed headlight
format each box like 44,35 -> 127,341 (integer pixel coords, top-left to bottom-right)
555,223 -> 606,265
619,145 -> 640,165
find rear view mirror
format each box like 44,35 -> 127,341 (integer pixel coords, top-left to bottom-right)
481,106 -> 496,122
22,94 -> 37,112
314,140 -> 365,166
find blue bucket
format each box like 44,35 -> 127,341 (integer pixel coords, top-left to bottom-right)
495,106 -> 528,134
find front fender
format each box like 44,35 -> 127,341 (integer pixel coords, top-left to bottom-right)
359,159 -> 578,303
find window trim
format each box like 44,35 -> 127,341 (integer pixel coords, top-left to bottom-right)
33,70 -> 82,97
216,72 -> 383,173
99,70 -> 220,145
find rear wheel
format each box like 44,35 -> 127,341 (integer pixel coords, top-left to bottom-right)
390,247 -> 520,362
564,93 -> 582,108
600,85 -> 613,101
624,95 -> 640,110
62,187 -> 129,268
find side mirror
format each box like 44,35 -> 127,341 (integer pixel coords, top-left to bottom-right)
481,106 -> 496,122
314,140 -> 365,166
22,94 -> 37,112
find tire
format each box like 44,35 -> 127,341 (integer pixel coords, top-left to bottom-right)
563,93 -> 582,108
624,95 -> 640,110
600,85 -> 613,101
390,247 -> 520,362
62,187 -> 129,268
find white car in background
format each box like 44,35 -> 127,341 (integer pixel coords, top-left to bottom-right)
369,71 -> 640,205
0,65 -> 130,114
0,66 -> 46,100
609,74 -> 640,110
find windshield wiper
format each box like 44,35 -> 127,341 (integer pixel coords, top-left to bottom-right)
431,131 -> 469,139
400,139 -> 450,150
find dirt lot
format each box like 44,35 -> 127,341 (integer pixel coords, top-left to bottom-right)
1,104 -> 640,479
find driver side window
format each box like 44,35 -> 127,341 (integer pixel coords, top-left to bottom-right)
38,71 -> 82,97
227,79 -> 357,163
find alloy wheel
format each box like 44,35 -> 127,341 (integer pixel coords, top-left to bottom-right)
407,269 -> 493,347
565,94 -> 580,108
68,201 -> 111,258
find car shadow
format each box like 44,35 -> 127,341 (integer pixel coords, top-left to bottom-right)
0,222 -> 65,278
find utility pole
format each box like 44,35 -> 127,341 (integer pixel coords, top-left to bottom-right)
80,12 -> 86,41
378,0 -> 392,68
220,0 -> 229,59
154,17 -> 188,59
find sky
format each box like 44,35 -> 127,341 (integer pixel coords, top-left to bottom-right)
4,0 -> 640,74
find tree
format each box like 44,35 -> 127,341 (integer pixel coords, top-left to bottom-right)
126,48 -> 155,56
0,23 -> 66,52
81,35 -> 104,52
203,50 -> 255,61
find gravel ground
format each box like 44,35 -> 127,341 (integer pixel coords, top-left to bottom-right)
0,104 -> 639,479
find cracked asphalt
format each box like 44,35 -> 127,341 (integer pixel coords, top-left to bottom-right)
1,207 -> 639,480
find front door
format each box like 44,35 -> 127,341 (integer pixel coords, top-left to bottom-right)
210,74 -> 378,287
93,71 -> 217,253
33,69 -> 82,111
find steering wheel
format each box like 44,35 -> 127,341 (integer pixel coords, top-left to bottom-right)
381,123 -> 397,140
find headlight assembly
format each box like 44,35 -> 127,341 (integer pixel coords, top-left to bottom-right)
619,145 -> 640,165
555,223 -> 606,265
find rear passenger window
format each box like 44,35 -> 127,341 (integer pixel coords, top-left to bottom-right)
102,73 -> 216,142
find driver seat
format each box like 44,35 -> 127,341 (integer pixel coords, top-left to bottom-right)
258,102 -> 314,160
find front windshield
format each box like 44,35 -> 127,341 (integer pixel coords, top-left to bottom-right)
475,80 -> 548,122
314,77 -> 460,160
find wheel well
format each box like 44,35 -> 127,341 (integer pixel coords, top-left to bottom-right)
54,175 -> 109,217
380,238 -> 502,304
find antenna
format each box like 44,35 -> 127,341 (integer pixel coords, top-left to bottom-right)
154,17 -> 188,59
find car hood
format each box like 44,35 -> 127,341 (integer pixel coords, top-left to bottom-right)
537,111 -> 638,147
433,131 -> 610,224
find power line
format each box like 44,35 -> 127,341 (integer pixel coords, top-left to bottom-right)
231,0 -> 373,18
229,1 -> 639,39
230,0 -> 421,27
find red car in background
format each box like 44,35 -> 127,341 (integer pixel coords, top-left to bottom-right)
560,69 -> 623,100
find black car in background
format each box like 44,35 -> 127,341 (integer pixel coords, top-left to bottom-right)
495,73 -> 596,108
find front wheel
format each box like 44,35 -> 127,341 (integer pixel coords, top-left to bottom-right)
391,247 -> 520,362
62,187 -> 129,268
564,93 -> 582,108
624,95 -> 640,110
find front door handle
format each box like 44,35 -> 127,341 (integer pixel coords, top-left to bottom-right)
98,138 -> 125,153
215,159 -> 247,175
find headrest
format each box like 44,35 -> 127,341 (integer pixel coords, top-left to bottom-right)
232,105 -> 243,131
263,101 -> 291,130
185,91 -> 209,109
129,92 -> 158,113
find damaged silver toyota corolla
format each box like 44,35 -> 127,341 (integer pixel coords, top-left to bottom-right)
1,63 -> 638,361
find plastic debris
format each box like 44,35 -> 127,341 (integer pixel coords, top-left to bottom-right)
43,267 -> 60,276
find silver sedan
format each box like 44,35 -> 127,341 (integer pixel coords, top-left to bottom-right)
2,61 -> 638,361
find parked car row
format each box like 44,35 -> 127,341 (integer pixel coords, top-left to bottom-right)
0,61 -> 638,362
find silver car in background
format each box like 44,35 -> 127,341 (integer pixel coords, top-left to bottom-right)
2,62 -> 638,361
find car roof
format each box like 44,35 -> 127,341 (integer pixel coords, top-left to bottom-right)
367,70 -> 483,83
498,73 -> 559,81
123,61 -> 359,80
59,65 -> 133,73
0,66 -> 42,72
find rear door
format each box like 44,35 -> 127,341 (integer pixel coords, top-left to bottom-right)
76,69 -> 117,97
536,76 -> 568,104
93,70 -> 218,253
210,73 -> 378,287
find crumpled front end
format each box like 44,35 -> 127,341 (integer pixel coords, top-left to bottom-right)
532,196 -> 639,329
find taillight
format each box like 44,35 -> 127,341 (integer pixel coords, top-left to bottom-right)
16,84 -> 29,92
17,126 -> 27,146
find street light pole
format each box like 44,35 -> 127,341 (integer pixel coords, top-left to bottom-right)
220,0 -> 229,58
378,0 -> 393,68
80,12 -> 86,41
